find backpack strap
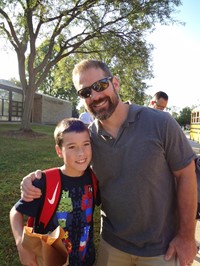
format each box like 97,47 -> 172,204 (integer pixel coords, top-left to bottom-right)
27,216 -> 34,227
38,167 -> 61,229
90,169 -> 98,199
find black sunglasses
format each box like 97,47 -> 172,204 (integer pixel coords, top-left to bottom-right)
77,77 -> 113,99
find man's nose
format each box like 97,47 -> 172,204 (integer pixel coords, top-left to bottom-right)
89,88 -> 101,99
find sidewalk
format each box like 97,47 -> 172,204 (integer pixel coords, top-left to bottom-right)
185,130 -> 200,155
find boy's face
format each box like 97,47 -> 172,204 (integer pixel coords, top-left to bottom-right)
56,130 -> 92,177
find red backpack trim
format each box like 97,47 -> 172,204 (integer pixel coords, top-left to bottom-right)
90,170 -> 98,201
39,168 -> 61,228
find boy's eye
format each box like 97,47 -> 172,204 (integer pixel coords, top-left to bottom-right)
68,145 -> 75,149
84,142 -> 91,146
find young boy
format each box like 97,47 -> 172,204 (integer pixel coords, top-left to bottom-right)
10,118 -> 100,266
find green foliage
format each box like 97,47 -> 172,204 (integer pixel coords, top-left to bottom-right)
0,123 -> 100,265
37,36 -> 152,107
0,0 -> 182,129
171,111 -> 179,120
176,106 -> 192,128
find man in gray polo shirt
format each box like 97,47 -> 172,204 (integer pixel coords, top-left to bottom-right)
21,59 -> 197,266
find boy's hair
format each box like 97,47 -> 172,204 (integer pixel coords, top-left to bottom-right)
72,59 -> 112,89
54,118 -> 89,148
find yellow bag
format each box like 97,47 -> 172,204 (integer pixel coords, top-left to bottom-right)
22,226 -> 68,266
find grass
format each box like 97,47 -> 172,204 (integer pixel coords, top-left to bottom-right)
0,123 -> 100,265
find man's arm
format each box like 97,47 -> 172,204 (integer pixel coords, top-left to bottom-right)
20,170 -> 42,201
9,206 -> 38,266
165,160 -> 197,265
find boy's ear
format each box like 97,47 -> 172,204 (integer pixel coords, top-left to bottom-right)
55,145 -> 63,158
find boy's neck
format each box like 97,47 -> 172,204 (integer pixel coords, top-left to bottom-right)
60,165 -> 85,177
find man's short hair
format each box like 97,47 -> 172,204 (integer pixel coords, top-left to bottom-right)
153,91 -> 168,101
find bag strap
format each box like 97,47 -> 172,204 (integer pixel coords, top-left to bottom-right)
90,169 -> 98,199
39,167 -> 61,229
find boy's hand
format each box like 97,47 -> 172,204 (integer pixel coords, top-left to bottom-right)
20,170 -> 42,201
17,242 -> 38,266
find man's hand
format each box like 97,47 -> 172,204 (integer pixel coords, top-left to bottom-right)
168,161 -> 197,265
20,170 -> 42,201
165,234 -> 197,266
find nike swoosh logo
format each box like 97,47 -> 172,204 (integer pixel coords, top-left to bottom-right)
47,182 -> 59,205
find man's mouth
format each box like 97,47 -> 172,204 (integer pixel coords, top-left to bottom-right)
92,98 -> 107,108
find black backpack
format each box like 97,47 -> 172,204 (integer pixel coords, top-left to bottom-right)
195,157 -> 200,220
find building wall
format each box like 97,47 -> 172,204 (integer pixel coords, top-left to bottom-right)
32,94 -> 42,123
33,93 -> 72,124
0,79 -> 72,123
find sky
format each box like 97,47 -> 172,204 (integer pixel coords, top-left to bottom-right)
0,0 -> 200,110
146,0 -> 200,110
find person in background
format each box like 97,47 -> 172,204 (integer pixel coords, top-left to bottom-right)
10,118 -> 99,266
149,91 -> 168,111
21,59 -> 197,266
79,108 -> 94,127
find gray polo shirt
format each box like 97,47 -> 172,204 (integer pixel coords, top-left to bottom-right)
89,104 -> 196,256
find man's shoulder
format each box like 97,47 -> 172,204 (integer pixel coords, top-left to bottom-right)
128,104 -> 174,128
128,103 -> 164,118
138,105 -> 171,119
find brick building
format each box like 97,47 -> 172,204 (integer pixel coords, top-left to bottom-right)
0,79 -> 72,124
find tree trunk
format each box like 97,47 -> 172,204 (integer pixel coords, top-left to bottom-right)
20,84 -> 36,131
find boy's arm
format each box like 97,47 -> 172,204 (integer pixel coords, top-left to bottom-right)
10,205 -> 24,247
20,170 -> 42,201
10,206 -> 38,266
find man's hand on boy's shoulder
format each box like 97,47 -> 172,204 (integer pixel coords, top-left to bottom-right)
20,170 -> 42,202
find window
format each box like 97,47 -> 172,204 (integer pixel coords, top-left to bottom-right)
0,89 -> 9,120
0,87 -> 23,121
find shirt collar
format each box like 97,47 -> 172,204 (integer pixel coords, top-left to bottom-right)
89,103 -> 143,137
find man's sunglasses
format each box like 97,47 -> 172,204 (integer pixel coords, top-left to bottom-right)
77,77 -> 113,99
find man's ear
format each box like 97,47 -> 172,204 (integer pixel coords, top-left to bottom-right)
55,145 -> 63,158
112,76 -> 120,92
